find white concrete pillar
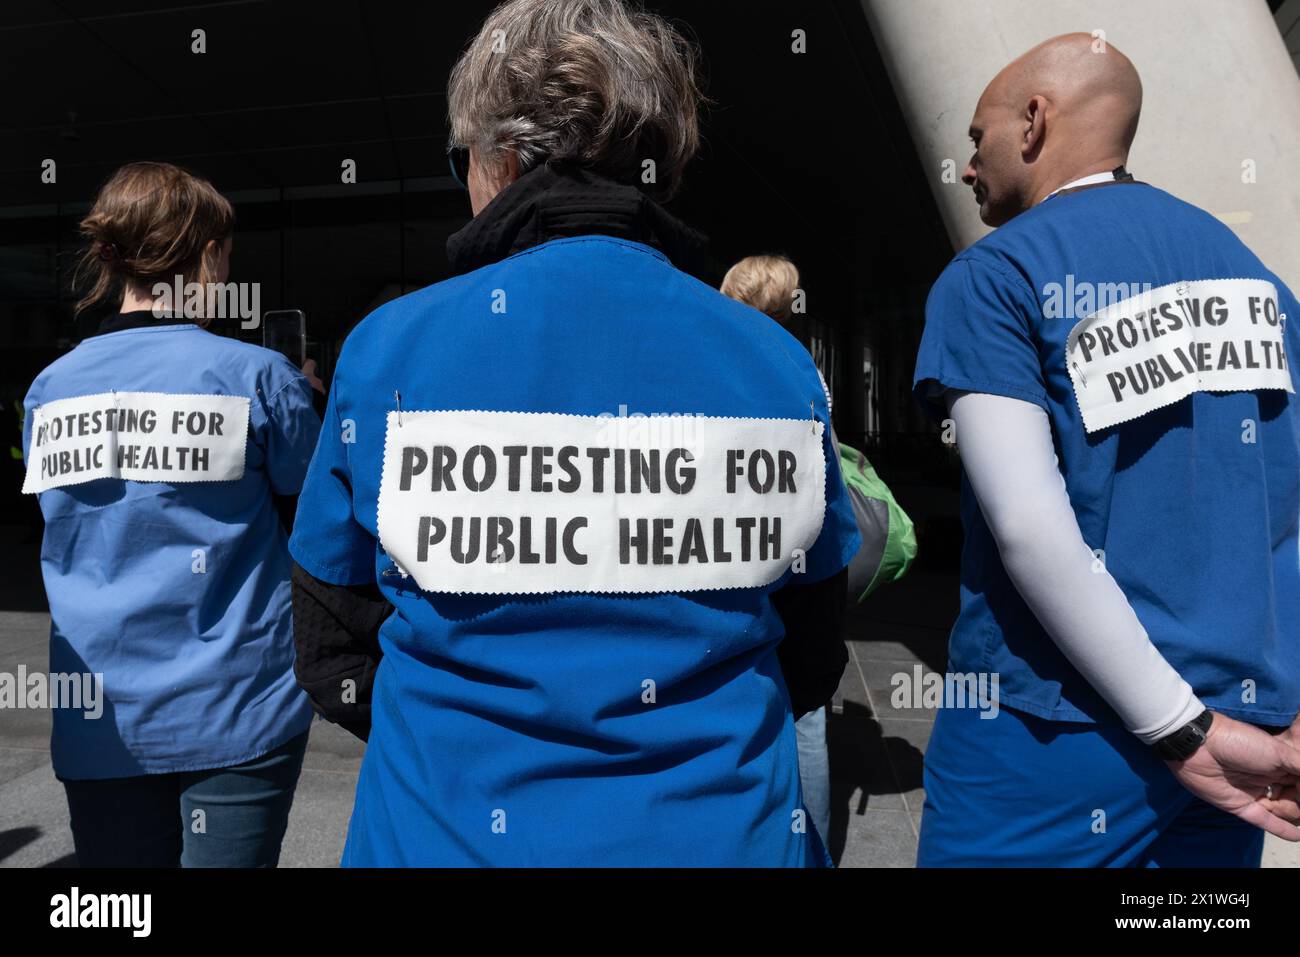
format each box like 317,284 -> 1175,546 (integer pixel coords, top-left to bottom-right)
860,0 -> 1300,284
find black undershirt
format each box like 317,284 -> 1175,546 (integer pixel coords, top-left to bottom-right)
93,309 -> 196,337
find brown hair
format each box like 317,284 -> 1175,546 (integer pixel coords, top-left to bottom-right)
720,255 -> 801,323
75,161 -> 235,316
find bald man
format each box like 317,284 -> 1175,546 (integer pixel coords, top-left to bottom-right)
912,34 -> 1300,866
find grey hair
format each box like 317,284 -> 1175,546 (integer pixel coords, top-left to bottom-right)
447,0 -> 704,199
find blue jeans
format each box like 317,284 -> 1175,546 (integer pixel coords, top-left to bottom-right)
795,706 -> 831,845
60,731 -> 308,868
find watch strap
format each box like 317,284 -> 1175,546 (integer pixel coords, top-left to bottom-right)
1153,709 -> 1213,761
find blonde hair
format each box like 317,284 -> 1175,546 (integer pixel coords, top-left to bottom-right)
720,255 -> 800,322
75,161 -> 234,317
447,0 -> 704,199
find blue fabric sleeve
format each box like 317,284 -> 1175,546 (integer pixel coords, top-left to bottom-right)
20,381 -> 37,466
288,378 -> 376,586
802,421 -> 861,584
912,256 -> 1049,423
791,356 -> 861,585
261,374 -> 322,496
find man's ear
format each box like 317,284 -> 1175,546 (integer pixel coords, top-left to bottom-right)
1022,95 -> 1047,158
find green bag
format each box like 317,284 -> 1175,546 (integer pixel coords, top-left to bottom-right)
838,443 -> 917,602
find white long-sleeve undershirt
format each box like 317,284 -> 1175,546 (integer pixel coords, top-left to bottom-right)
947,390 -> 1205,744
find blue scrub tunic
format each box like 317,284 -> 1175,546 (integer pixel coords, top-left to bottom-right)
23,322 -> 319,779
290,235 -> 860,866
914,181 -> 1300,726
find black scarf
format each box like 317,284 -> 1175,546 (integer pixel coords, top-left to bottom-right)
445,161 -> 715,282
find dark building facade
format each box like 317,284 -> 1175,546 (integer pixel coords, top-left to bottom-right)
0,0 -> 958,549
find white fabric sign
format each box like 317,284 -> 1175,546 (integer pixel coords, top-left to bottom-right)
1066,278 -> 1292,433
23,392 -> 250,493
376,411 -> 828,594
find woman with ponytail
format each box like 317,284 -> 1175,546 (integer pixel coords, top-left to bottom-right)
22,161 -> 320,867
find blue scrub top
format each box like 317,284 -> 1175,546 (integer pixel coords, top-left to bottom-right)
290,235 -> 860,866
24,323 -> 319,778
914,182 -> 1300,725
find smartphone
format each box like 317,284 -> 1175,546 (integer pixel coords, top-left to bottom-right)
262,309 -> 306,368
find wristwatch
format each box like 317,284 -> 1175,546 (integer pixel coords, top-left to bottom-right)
1153,709 -> 1213,761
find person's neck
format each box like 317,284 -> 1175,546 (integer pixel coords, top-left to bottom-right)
1030,155 -> 1128,206
120,283 -> 164,314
